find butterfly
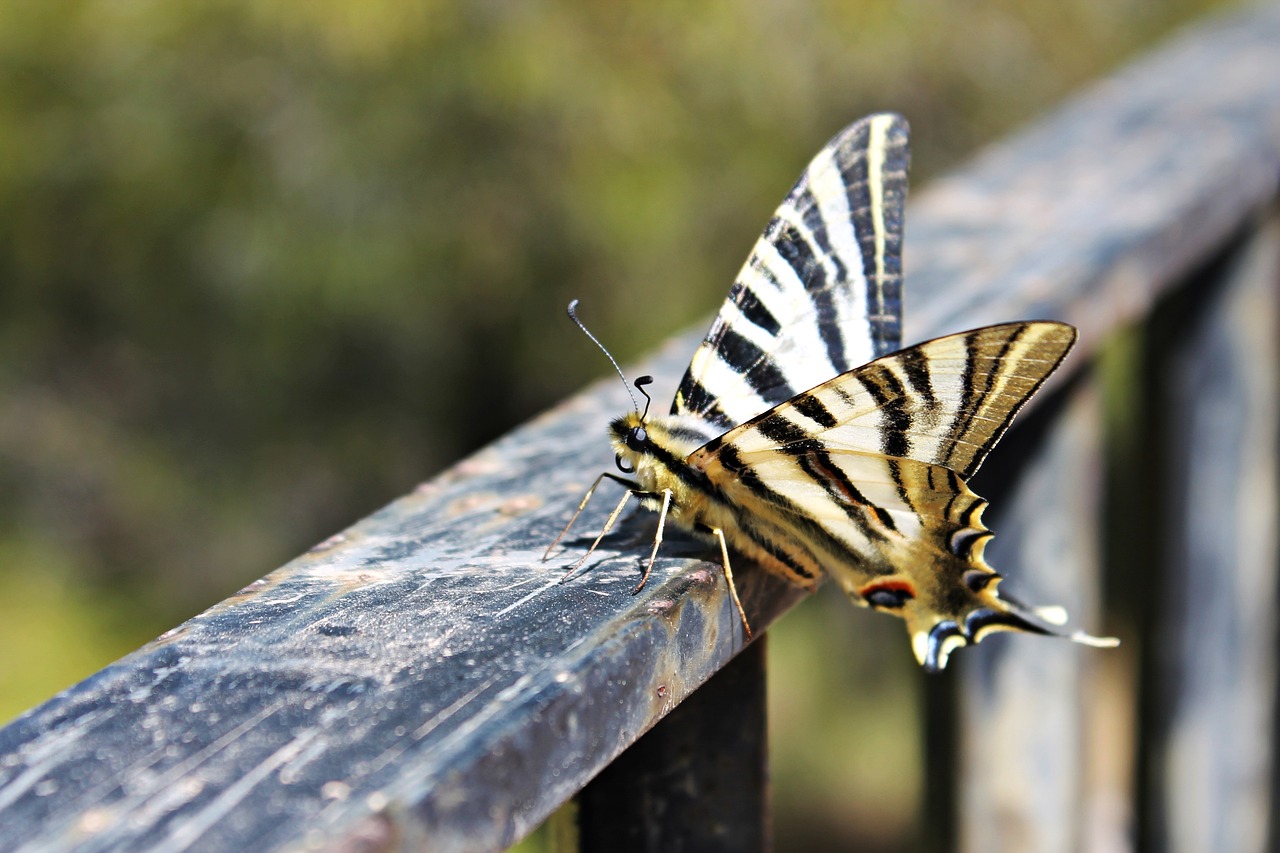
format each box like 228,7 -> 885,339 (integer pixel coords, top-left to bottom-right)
547,113 -> 1117,672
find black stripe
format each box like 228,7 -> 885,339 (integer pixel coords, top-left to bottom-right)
770,216 -> 848,374
748,251 -> 786,293
799,450 -> 868,503
965,607 -> 1051,641
671,371 -> 757,430
798,189 -> 851,292
954,326 -> 1028,477
973,326 -> 1021,411
792,393 -> 837,428
665,420 -> 721,447
925,464 -> 941,497
958,494 -> 984,529
941,468 -> 965,521
810,284 -> 847,376
875,366 -> 910,458
771,219 -> 821,292
963,569 -> 999,593
923,620 -> 964,673
672,374 -> 709,420
869,503 -> 896,532
798,451 -> 895,539
730,461 -> 875,574
732,283 -> 782,337
948,528 -> 989,558
898,347 -> 937,408
716,443 -> 745,475
755,414 -> 818,452
718,326 -> 797,407
853,124 -> 908,358
699,399 -> 733,429
885,458 -> 914,512
954,330 -> 981,470
857,366 -> 911,458
699,433 -> 725,456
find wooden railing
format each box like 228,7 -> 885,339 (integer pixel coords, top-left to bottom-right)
3,3 -> 1279,851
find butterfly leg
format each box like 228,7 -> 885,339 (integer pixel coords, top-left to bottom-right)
543,472 -> 639,562
631,488 -> 673,595
559,488 -> 634,584
711,528 -> 753,640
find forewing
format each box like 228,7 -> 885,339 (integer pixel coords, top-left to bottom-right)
690,321 -> 1076,480
672,113 -> 910,430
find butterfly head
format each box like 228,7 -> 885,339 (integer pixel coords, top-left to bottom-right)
610,411 -> 650,475
858,563 -> 1118,673
609,376 -> 658,475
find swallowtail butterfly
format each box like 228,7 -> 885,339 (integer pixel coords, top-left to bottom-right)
549,113 -> 1117,672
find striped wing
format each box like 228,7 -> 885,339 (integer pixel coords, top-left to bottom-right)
671,113 -> 910,431
694,440 -> 1104,671
690,322 -> 1077,480
686,321 -> 1089,670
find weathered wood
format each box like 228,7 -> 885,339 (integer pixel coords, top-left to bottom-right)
956,380 -> 1124,853
576,638 -> 769,853
2,4 -> 1280,852
0,341 -> 802,853
1147,214 -> 1279,853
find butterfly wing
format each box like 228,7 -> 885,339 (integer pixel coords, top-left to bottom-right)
672,113 -> 910,431
687,321 -> 1112,670
692,321 -> 1078,480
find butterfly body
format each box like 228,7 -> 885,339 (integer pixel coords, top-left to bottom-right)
609,410 -> 823,591
558,114 -> 1117,671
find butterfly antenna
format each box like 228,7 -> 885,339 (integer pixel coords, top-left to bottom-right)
567,299 -> 642,414
634,375 -> 654,420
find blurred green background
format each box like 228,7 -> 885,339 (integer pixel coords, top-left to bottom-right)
0,1 -> 1230,849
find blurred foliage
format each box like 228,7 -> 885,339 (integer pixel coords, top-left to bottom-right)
0,0 -> 1231,849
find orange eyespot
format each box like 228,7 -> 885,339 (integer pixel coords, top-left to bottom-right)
859,580 -> 915,610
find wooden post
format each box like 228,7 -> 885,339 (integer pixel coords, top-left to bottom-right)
955,380 -> 1127,853
577,638 -> 769,852
1145,214 -> 1280,853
